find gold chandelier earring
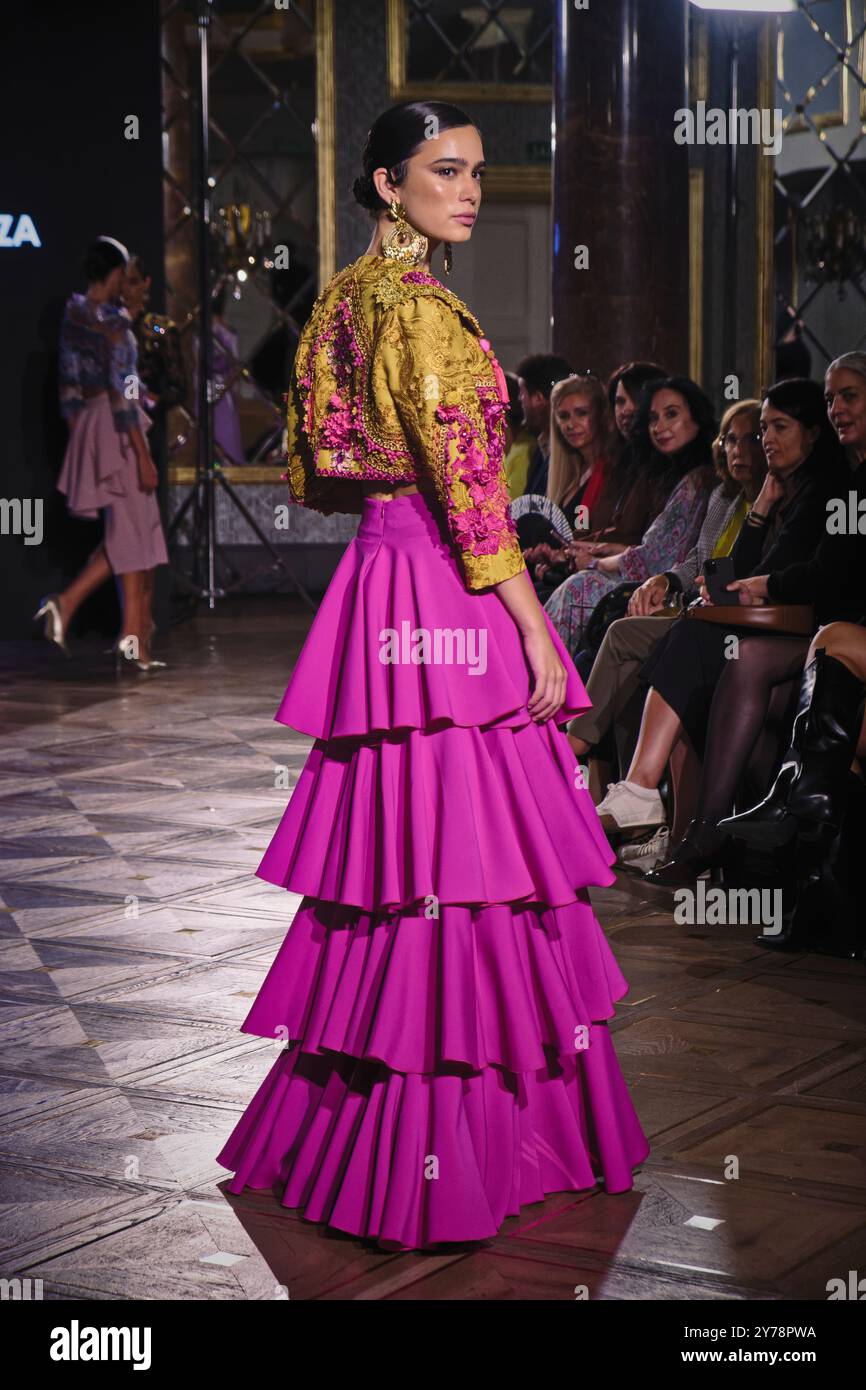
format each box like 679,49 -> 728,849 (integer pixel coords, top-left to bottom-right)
443,241 -> 452,276
381,198 -> 428,268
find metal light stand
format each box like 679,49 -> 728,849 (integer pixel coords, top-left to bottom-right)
168,0 -> 315,612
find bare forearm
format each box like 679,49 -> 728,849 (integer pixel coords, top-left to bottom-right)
492,567 -> 548,636
127,424 -> 148,458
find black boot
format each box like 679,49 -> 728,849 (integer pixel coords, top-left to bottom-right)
787,773 -> 866,959
644,818 -> 732,886
718,650 -> 866,850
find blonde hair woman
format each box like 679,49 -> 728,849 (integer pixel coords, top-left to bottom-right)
521,374 -> 619,585
547,374 -> 617,528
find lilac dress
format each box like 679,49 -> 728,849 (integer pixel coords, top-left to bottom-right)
193,322 -> 244,465
57,294 -> 169,574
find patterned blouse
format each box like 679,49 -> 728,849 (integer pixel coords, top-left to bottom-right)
283,252 -> 526,591
59,294 -> 140,433
544,464 -> 714,655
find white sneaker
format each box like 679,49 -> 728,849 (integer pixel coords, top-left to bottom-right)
595,780 -> 665,830
619,825 -> 671,873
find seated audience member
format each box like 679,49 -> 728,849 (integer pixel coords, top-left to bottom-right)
586,375 -> 853,880
590,360 -> 672,548
528,360 -> 670,587
514,353 -> 573,496
719,621 -> 866,958
519,374 -> 619,590
542,376 -> 718,656
503,371 -> 535,499
713,351 -> 866,957
566,399 -> 766,784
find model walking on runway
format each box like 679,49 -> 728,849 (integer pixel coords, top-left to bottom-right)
34,236 -> 169,672
217,102 -> 649,1249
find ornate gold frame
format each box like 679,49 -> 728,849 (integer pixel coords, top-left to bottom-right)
316,0 -> 337,288
755,19 -> 776,395
386,0 -> 552,103
689,168 -> 705,387
169,466 -> 287,484
777,0 -> 865,134
688,8 -> 708,386
481,164 -> 550,201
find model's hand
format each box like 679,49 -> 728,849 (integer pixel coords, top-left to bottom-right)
522,625 -> 567,722
137,454 -> 159,494
629,574 -> 669,616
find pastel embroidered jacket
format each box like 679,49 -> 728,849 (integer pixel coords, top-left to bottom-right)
59,294 -> 140,433
284,252 -> 526,590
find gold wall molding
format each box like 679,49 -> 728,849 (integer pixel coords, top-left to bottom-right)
691,8 -> 709,106
167,465 -> 288,485
689,167 -> 705,386
386,0 -> 551,103
316,0 -> 336,289
755,18 -> 775,395
482,164 -> 550,201
777,0 -> 864,134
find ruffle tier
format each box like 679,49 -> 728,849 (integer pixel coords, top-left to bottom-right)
217,492 -> 649,1243
216,1035 -> 650,1249
274,490 -> 592,740
238,896 -> 629,1074
257,717 -> 615,912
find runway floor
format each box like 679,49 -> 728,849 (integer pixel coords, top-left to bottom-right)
2,597 -> 865,1301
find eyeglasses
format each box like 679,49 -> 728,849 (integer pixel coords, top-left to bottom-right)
720,431 -> 762,449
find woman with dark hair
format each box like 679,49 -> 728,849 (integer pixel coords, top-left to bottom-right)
530,361 -> 670,589
565,400 -> 766,859
543,376 -> 718,656
216,100 -> 649,1250
34,236 -> 169,671
592,378 -> 850,875
608,361 -> 667,441
598,361 -> 671,538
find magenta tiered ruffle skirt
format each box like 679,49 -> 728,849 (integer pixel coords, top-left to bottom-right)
216,490 -> 649,1249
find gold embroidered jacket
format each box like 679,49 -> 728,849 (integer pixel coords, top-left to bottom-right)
284,252 -> 526,590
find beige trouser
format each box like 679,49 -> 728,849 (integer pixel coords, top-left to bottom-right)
567,611 -> 680,749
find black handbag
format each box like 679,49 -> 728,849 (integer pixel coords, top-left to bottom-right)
581,580 -> 642,657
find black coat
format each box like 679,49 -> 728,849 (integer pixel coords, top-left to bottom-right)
731,450 -> 849,580
766,457 -> 866,623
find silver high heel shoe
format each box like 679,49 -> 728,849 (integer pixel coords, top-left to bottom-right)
33,594 -> 70,656
112,634 -> 168,674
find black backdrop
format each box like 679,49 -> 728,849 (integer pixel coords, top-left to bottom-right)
1,0 -> 165,638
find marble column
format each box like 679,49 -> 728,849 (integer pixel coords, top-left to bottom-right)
552,0 -> 690,380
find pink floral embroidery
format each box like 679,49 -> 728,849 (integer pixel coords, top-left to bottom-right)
296,295 -> 413,477
435,381 -> 518,558
401,271 -> 442,288
292,278 -> 520,571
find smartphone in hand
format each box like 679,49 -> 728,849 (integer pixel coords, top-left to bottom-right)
703,556 -> 737,605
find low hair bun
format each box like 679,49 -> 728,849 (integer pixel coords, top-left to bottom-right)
351,101 -> 477,218
352,172 -> 381,212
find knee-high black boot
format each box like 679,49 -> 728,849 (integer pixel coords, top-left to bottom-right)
768,771 -> 866,959
718,650 -> 865,850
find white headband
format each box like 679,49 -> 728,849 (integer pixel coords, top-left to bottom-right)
96,235 -> 129,262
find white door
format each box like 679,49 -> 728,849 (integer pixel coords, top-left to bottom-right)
445,200 -> 552,372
